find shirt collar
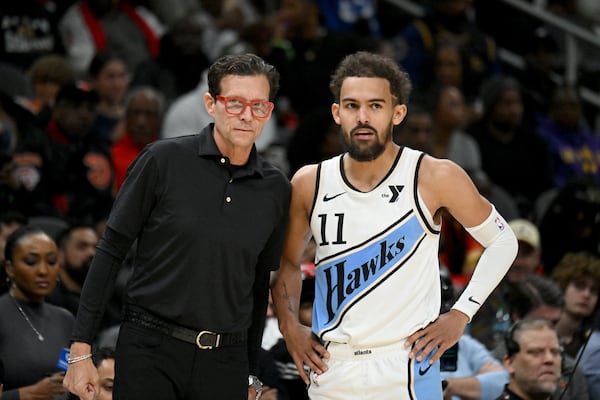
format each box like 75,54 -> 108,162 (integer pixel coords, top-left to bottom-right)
197,123 -> 264,177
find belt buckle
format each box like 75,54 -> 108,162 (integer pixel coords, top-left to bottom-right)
195,330 -> 220,350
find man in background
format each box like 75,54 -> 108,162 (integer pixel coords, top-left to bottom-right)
498,319 -> 562,400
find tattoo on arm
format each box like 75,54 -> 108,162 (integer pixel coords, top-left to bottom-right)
282,283 -> 295,313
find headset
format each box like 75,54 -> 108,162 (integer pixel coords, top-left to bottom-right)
504,319 -> 559,357
504,320 -> 522,357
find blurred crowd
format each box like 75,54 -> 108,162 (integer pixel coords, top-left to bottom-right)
1,0 -> 600,399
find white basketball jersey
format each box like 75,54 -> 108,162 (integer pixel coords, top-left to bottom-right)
309,147 -> 442,347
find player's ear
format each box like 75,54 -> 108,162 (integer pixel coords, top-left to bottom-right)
331,103 -> 341,125
392,104 -> 407,126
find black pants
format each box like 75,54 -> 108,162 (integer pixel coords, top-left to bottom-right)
114,321 -> 249,399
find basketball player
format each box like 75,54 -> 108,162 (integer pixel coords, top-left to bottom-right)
271,51 -> 519,399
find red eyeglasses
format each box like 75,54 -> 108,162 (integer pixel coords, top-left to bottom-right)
215,95 -> 274,118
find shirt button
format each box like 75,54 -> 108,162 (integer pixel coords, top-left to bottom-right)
220,157 -> 226,164
226,196 -> 231,203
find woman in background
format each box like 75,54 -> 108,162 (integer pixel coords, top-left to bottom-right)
88,51 -> 130,145
0,225 -> 74,400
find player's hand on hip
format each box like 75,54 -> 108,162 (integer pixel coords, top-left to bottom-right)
63,359 -> 99,400
284,323 -> 330,385
405,309 -> 469,364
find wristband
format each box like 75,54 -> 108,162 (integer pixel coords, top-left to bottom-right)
67,353 -> 93,364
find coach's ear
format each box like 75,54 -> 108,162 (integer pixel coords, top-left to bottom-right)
204,92 -> 216,117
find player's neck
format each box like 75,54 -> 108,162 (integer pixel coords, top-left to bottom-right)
343,144 -> 400,192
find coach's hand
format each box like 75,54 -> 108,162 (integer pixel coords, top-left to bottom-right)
405,309 -> 469,364
63,343 -> 99,400
282,322 -> 329,384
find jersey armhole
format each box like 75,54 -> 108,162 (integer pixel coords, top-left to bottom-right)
308,162 -> 322,222
413,153 -> 440,235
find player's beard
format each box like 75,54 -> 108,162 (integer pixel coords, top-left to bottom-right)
345,122 -> 392,162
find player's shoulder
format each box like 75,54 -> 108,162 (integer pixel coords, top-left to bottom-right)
419,154 -> 465,183
291,163 -> 319,188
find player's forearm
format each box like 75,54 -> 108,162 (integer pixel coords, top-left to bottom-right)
452,206 -> 518,319
271,261 -> 303,335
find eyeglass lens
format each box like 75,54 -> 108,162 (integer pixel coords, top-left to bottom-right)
217,96 -> 271,118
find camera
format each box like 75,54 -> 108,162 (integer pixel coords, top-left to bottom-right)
440,342 -> 458,372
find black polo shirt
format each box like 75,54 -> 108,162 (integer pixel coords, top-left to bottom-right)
75,124 -> 290,338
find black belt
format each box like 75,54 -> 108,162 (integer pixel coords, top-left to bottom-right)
123,305 -> 246,350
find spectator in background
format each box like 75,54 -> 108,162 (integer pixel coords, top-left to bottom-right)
546,0 -> 600,86
0,211 -> 27,295
145,0 -> 262,32
552,251 -> 600,358
58,0 -> 164,78
535,84 -> 600,188
431,42 -> 466,94
195,0 -> 263,62
467,75 -> 554,219
498,319 -> 562,400
500,274 -> 564,358
110,87 -> 162,193
493,274 -> 588,400
503,219 -> 544,283
0,226 -> 74,400
392,0 -> 499,94
317,0 -> 380,36
131,14 -> 211,105
18,54 -> 75,124
46,83 -> 115,225
473,0 -> 541,57
0,2 -> 65,72
47,223 -> 99,318
508,27 -> 561,127
90,348 -> 115,400
0,151 -> 19,214
0,100 -> 57,218
429,84 -> 481,172
429,42 -> 480,122
537,177 -> 600,272
87,52 -> 130,146
268,0 -> 380,120
579,314 -> 600,400
0,103 -> 18,156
